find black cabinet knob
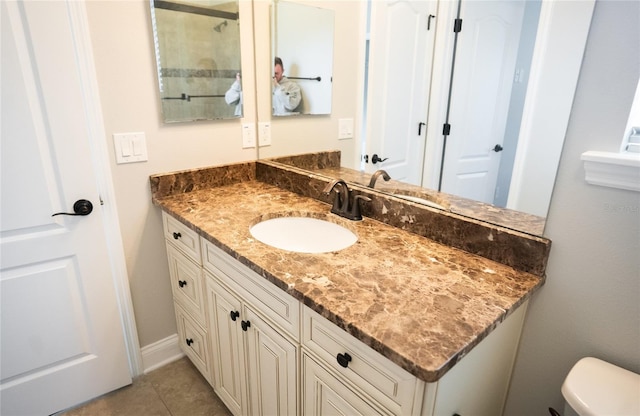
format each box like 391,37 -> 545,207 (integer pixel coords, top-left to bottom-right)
241,320 -> 251,331
493,144 -> 504,152
173,232 -> 182,240
186,338 -> 194,346
336,352 -> 352,368
230,311 -> 240,321
178,280 -> 187,288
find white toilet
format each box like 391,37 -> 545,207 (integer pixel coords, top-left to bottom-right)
561,357 -> 640,416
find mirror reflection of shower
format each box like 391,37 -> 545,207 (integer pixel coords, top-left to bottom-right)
150,0 -> 242,123
214,20 -> 228,32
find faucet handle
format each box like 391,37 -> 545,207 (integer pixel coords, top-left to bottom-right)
349,195 -> 371,221
329,189 -> 343,215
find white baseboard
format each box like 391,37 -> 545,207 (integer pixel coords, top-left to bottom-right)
140,333 -> 184,374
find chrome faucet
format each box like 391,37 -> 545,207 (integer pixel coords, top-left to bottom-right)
368,169 -> 391,188
323,179 -> 371,221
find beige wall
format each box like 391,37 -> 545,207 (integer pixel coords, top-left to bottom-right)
85,0 -> 363,347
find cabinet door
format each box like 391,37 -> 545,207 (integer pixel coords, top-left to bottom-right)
174,303 -> 211,383
244,306 -> 298,416
303,354 -> 388,416
205,274 -> 246,416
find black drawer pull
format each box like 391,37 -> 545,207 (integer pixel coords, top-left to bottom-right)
173,232 -> 182,240
241,320 -> 251,331
178,280 -> 187,288
230,311 -> 240,321
186,338 -> 194,346
337,352 -> 352,368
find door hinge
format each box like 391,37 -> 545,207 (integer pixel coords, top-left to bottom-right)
454,18 -> 463,33
443,123 -> 451,136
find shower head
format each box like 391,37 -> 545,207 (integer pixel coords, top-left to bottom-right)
214,20 -> 228,33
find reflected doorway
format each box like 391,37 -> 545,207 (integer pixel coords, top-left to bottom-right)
363,0 -> 541,208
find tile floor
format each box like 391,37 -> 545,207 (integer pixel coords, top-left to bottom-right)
57,357 -> 232,416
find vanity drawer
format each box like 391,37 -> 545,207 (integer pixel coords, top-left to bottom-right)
166,243 -> 206,326
175,302 -> 211,384
302,306 -> 423,415
202,239 -> 300,340
163,212 -> 201,263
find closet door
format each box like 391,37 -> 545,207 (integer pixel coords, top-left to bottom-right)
439,0 -> 526,203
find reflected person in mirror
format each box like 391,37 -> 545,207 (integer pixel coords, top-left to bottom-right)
225,73 -> 243,117
272,57 -> 301,115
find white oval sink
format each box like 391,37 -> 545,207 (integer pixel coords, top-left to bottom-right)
250,217 -> 357,253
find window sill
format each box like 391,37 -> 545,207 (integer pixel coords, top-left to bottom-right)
581,151 -> 640,192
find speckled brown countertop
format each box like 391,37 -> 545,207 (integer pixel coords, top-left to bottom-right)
153,179 -> 545,382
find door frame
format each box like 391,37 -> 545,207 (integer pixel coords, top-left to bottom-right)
66,0 -> 143,376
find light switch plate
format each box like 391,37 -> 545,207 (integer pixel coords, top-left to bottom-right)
338,118 -> 354,140
242,123 -> 256,148
259,122 -> 271,147
113,132 -> 148,164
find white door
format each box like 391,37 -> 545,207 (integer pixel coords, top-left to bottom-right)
0,2 -> 132,415
365,0 -> 437,184
440,0 -> 525,203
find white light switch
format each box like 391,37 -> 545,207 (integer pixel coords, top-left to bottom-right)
242,123 -> 256,148
113,132 -> 148,164
120,138 -> 132,157
338,118 -> 354,140
259,122 -> 271,147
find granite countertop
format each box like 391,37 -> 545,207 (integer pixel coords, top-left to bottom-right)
154,180 -> 544,382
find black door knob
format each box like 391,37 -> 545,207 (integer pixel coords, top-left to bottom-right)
493,144 -> 504,152
186,338 -> 194,346
52,199 -> 93,217
241,320 -> 251,331
230,311 -> 240,321
371,154 -> 388,164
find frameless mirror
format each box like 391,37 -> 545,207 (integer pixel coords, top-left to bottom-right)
150,0 -> 242,122
257,0 -> 595,237
271,1 -> 334,116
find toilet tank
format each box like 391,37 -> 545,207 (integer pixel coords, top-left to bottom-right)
562,357 -> 640,416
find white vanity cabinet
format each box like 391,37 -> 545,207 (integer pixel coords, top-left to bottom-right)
202,239 -> 300,416
161,212 -> 529,416
162,213 -> 212,383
